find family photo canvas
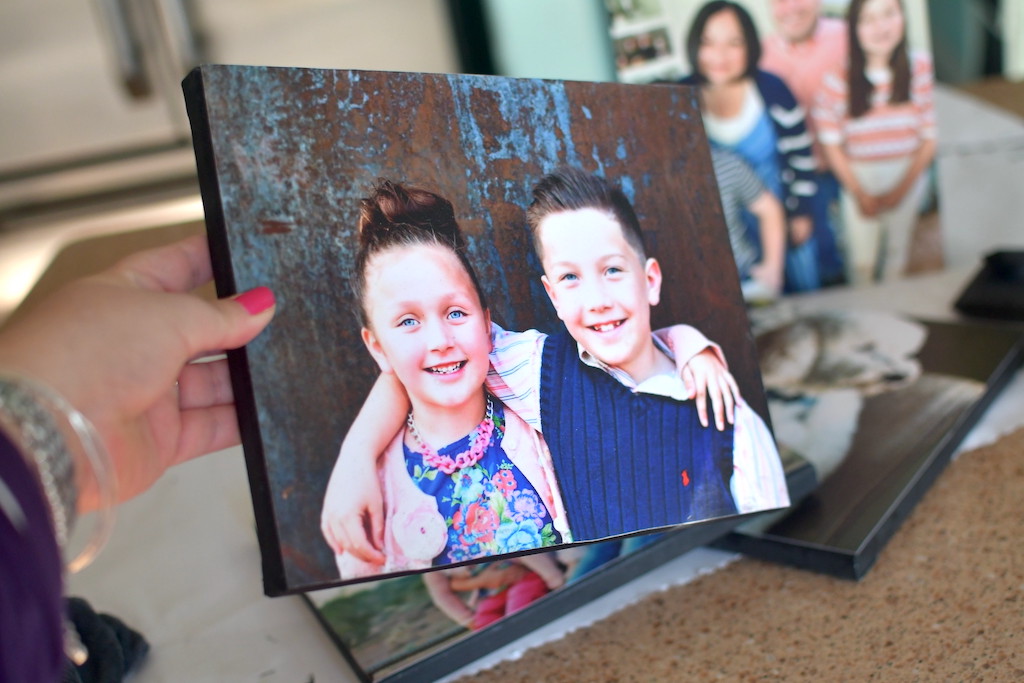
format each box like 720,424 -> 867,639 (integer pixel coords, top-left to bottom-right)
183,65 -> 789,595
610,0 -> 941,297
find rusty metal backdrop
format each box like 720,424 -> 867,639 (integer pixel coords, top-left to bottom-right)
185,65 -> 764,594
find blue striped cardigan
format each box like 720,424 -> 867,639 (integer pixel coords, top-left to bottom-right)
681,69 -> 817,218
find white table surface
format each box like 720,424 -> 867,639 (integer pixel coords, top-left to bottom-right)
68,86 -> 1024,682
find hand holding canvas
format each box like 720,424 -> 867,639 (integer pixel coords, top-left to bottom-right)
0,235 -> 276,509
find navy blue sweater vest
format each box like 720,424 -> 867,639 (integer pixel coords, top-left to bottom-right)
540,331 -> 737,541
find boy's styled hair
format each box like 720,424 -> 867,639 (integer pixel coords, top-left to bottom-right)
526,167 -> 647,261
353,178 -> 487,327
685,1 -> 762,84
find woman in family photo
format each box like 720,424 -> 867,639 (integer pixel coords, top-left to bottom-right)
812,0 -> 937,284
679,1 -> 819,295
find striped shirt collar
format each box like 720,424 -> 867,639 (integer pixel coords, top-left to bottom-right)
575,335 -> 690,400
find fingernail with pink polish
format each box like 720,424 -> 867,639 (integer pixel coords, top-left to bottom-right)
235,286 -> 275,315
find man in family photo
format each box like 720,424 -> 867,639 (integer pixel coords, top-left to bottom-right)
760,0 -> 848,286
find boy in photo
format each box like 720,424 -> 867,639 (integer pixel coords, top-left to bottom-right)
486,168 -> 788,541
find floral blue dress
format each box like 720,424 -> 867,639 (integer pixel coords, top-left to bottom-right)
404,403 -> 563,565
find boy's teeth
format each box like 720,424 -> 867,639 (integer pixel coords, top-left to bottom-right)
431,361 -> 464,375
592,322 -> 619,333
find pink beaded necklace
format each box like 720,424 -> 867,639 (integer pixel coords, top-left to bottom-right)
406,396 -> 495,475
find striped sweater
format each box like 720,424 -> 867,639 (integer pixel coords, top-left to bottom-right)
812,50 -> 937,162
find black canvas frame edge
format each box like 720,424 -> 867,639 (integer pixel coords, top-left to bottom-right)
182,66 -> 290,596
713,320 -> 1024,580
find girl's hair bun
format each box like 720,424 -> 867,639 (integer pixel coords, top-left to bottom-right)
351,178 -> 485,327
358,178 -> 464,250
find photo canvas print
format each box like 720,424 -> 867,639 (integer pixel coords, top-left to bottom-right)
608,0 -> 942,298
182,65 -> 791,595
302,450 -> 817,682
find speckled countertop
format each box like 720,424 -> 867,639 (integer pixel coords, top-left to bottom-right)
457,426 -> 1024,682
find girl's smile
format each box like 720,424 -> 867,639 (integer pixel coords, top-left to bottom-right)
427,360 -> 466,375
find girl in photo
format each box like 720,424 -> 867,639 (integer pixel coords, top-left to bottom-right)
812,0 -> 937,284
331,179 -> 570,579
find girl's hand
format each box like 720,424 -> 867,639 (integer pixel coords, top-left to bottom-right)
877,185 -> 908,211
319,373 -> 408,564
853,188 -> 881,218
320,452 -> 386,564
0,236 -> 275,509
681,348 -> 740,431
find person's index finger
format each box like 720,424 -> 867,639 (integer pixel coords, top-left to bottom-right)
114,235 -> 213,293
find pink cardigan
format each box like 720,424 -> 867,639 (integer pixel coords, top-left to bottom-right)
335,407 -> 570,579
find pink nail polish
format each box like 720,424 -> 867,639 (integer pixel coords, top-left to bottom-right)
235,286 -> 275,315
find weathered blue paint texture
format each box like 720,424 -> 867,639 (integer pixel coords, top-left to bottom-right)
187,65 -> 758,593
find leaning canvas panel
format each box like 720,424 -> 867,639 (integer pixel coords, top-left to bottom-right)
182,65 -> 790,595
716,310 -> 1024,579
302,440 -> 815,681
610,0 -> 942,296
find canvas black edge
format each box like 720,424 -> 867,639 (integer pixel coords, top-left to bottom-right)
710,459 -> 860,579
849,324 -> 1024,579
299,593 -> 374,683
715,320 -> 1024,581
714,532 -> 862,580
953,250 -> 1024,321
181,65 -> 289,597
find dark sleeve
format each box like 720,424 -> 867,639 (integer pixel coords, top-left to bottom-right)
755,70 -> 816,217
0,430 -> 66,683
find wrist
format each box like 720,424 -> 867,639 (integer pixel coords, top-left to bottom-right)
0,373 -> 116,573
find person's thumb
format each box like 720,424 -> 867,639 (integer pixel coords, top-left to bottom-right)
186,286 -> 276,358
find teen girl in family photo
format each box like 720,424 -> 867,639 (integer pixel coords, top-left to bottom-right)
812,0 -> 936,284
321,170 -> 790,579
